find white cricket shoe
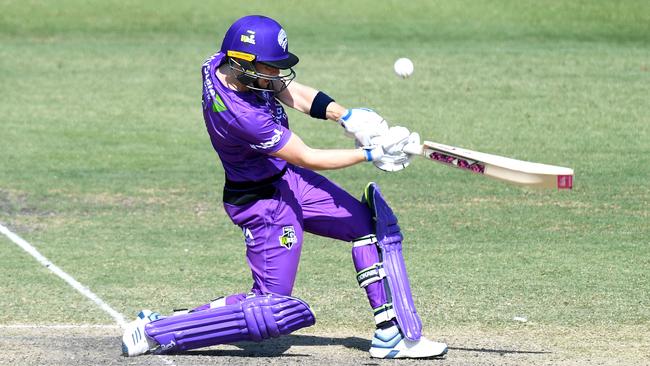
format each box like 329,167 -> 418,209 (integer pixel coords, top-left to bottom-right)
369,325 -> 448,359
121,310 -> 161,357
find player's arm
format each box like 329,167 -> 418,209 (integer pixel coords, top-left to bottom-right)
277,81 -> 391,147
271,133 -> 368,170
276,80 -> 347,122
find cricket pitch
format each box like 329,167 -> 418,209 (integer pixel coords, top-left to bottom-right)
1,325 -> 647,366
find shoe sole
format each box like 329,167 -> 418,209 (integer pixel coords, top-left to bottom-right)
369,346 -> 448,359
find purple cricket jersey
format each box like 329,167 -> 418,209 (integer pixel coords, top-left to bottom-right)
201,52 -> 292,182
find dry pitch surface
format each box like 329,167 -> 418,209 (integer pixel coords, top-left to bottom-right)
2,325 -> 647,366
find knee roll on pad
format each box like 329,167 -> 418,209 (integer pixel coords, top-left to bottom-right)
355,182 -> 422,341
144,294 -> 315,354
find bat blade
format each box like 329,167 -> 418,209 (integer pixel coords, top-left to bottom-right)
406,141 -> 574,189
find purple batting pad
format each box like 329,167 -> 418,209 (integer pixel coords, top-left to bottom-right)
190,293 -> 247,312
144,294 -> 315,353
365,183 -> 422,341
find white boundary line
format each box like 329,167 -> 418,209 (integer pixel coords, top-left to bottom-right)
0,223 -> 127,328
1,223 -> 177,365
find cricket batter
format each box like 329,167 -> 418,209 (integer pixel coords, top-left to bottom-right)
122,15 -> 447,359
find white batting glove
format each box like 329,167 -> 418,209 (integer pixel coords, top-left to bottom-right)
338,108 -> 389,146
401,132 -> 421,155
368,127 -> 418,172
374,152 -> 411,172
360,126 -> 410,161
371,126 -> 411,153
362,145 -> 385,162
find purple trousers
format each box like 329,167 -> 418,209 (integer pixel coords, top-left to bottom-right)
224,165 -> 375,296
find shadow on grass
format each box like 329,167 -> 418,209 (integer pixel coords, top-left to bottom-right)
184,334 -> 369,357
179,335 -> 552,358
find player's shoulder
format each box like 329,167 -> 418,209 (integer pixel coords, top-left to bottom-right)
230,108 -> 275,132
201,52 -> 224,71
202,66 -> 248,118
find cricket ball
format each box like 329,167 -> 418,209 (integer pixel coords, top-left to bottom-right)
394,58 -> 414,78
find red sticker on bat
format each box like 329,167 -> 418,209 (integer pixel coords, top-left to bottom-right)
429,151 -> 485,174
557,175 -> 573,189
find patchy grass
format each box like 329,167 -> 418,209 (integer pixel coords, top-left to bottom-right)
1,1 -> 648,364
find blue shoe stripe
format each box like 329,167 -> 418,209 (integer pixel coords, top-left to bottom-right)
386,350 -> 400,358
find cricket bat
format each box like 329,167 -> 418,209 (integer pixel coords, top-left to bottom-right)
403,140 -> 574,189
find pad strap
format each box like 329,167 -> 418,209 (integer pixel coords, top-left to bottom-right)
373,303 -> 397,324
352,234 -> 378,247
356,263 -> 386,288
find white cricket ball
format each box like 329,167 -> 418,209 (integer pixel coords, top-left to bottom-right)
394,57 -> 414,78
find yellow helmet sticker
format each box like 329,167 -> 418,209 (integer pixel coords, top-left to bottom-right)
227,50 -> 255,62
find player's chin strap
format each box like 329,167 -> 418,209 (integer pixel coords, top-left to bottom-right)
351,182 -> 422,341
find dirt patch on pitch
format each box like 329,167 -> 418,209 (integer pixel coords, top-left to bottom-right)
0,189 -> 57,234
0,325 -> 647,366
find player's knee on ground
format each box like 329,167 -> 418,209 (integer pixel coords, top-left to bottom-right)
144,294 -> 315,354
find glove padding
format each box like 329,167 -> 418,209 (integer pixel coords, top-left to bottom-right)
338,108 -> 389,146
361,127 -> 421,172
375,130 -> 420,172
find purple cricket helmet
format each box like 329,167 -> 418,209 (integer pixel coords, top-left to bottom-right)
221,15 -> 299,69
220,15 -> 298,92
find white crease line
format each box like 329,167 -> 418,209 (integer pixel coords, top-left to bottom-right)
1,223 -> 177,365
3,325 -> 177,365
0,324 -> 121,329
158,355 -> 177,365
0,223 -> 127,328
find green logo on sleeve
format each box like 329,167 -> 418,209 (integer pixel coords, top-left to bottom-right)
212,93 -> 227,113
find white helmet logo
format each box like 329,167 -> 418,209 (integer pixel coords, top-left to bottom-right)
278,29 -> 288,51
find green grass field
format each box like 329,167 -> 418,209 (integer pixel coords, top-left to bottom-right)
1,0 -> 649,364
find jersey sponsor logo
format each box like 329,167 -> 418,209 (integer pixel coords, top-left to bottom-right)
279,226 -> 297,249
274,105 -> 287,123
262,96 -> 287,125
249,128 -> 283,150
241,30 -> 256,45
202,54 -> 229,113
202,54 -> 219,111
